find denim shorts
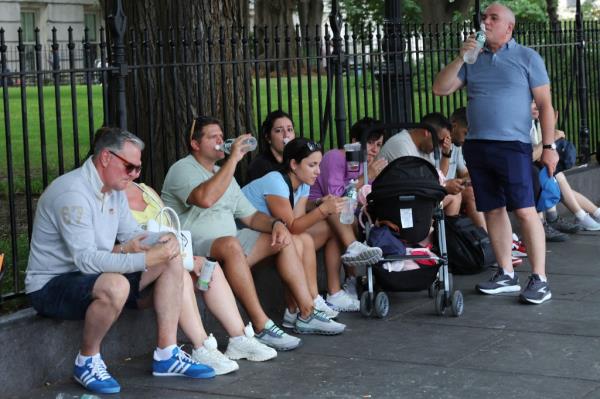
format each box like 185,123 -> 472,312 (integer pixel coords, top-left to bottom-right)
28,271 -> 143,320
462,140 -> 534,212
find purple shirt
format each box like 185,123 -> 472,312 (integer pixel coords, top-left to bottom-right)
309,149 -> 363,200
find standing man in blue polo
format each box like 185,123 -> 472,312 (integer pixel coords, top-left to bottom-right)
433,2 -> 558,304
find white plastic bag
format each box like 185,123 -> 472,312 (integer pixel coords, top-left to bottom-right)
146,207 -> 194,271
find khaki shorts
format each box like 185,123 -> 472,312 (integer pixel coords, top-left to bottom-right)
194,228 -> 262,257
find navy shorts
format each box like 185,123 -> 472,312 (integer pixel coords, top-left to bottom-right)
462,140 -> 534,212
29,271 -> 143,320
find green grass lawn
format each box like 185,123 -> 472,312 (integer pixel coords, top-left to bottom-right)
0,84 -> 105,196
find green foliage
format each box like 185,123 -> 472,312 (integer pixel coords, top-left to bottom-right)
341,0 -> 551,26
582,0 -> 600,20
482,0 -> 549,23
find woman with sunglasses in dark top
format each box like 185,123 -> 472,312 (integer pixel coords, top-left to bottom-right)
242,138 -> 382,318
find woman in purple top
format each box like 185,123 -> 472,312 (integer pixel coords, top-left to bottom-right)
309,117 -> 387,200
308,118 -> 387,300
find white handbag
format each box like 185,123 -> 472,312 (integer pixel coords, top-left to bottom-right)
146,206 -> 195,271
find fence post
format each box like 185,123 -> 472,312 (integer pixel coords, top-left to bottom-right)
108,0 -> 128,129
329,0 -> 347,148
380,0 -> 412,124
575,0 -> 590,163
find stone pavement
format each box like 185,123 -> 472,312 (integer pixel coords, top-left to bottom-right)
17,228 -> 600,399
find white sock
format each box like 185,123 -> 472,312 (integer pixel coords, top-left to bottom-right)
154,344 -> 177,361
230,335 -> 245,342
502,269 -> 515,279
538,274 -> 547,282
575,210 -> 586,220
75,352 -> 100,366
593,209 -> 600,219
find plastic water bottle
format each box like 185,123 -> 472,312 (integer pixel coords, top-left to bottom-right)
340,179 -> 358,224
463,25 -> 486,64
215,137 -> 257,154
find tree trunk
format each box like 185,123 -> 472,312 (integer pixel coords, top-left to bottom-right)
253,0 -> 294,63
298,0 -> 324,56
418,0 -> 472,25
103,0 -> 249,188
546,0 -> 559,29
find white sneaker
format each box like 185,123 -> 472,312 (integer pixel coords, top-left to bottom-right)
579,214 -> 600,231
314,295 -> 339,319
342,276 -> 358,298
192,334 -> 239,375
282,308 -> 298,329
326,290 -> 359,312
225,323 -> 277,362
341,241 -> 382,267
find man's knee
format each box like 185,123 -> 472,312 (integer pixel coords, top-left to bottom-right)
213,236 -> 244,255
514,207 -> 539,222
93,273 -> 130,307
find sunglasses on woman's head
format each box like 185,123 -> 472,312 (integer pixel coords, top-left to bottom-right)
306,141 -> 321,151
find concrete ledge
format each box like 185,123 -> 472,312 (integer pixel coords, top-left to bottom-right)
0,262 -> 294,397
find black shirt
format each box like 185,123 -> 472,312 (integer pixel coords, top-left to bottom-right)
246,150 -> 282,184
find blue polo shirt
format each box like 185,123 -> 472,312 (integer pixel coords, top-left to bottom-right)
458,39 -> 549,143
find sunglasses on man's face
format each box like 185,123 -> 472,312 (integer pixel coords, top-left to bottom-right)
109,150 -> 142,175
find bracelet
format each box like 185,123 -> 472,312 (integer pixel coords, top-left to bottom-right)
271,218 -> 286,229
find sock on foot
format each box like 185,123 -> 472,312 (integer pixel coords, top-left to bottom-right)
575,210 -> 586,220
502,269 -> 515,279
594,209 -> 600,219
154,344 -> 177,361
546,209 -> 558,223
75,352 -> 100,367
538,274 -> 548,282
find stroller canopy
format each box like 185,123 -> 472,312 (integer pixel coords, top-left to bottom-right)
368,156 -> 447,202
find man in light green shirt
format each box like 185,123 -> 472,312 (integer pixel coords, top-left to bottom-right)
162,116 -> 345,351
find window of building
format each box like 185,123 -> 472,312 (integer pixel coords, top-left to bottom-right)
20,11 -> 36,71
85,13 -> 98,42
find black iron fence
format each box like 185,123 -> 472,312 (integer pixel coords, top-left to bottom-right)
1,10 -> 599,304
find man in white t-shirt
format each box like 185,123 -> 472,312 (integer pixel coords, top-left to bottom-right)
377,112 -> 465,216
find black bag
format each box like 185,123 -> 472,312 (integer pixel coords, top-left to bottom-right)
442,215 -> 496,275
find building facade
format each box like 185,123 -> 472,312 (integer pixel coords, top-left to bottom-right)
0,0 -> 103,72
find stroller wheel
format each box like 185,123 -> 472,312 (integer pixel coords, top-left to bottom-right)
374,291 -> 390,318
451,290 -> 464,317
434,289 -> 446,316
360,291 -> 373,317
428,281 -> 437,298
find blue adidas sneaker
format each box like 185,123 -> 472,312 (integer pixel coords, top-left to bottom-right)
153,346 -> 216,379
73,356 -> 121,394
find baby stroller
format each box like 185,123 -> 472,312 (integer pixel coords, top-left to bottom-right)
356,123 -> 465,318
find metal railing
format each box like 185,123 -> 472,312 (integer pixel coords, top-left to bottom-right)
1,10 -> 598,303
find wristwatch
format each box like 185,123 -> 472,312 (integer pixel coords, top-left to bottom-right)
442,150 -> 452,158
542,143 -> 557,150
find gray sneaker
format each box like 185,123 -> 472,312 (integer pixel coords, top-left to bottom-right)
544,222 -> 569,242
255,319 -> 301,351
519,274 -> 552,304
294,310 -> 345,335
476,269 -> 520,295
548,216 -> 581,234
578,214 -> 600,231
